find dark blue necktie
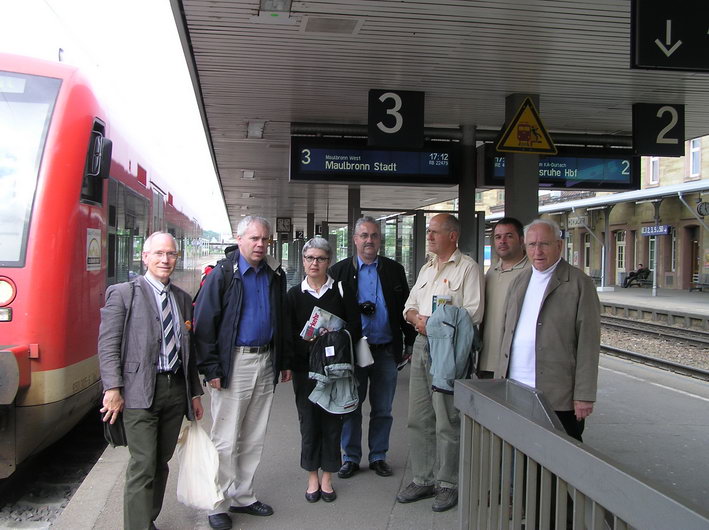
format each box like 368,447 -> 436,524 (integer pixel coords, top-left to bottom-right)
160,290 -> 180,372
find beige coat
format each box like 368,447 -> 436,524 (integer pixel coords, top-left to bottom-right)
497,259 -> 600,411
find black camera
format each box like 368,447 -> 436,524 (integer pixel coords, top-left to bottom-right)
359,301 -> 376,316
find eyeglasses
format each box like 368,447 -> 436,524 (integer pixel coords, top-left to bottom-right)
304,256 -> 329,263
151,251 -> 179,260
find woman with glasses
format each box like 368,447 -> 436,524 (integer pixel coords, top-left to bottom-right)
284,237 -> 361,504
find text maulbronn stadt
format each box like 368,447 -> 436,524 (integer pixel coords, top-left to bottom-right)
324,154 -> 396,172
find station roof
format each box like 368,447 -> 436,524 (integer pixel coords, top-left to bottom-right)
170,0 -> 709,232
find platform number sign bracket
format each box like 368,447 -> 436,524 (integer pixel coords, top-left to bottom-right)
368,89 -> 424,149
632,103 -> 685,157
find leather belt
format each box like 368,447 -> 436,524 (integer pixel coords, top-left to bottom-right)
235,345 -> 270,354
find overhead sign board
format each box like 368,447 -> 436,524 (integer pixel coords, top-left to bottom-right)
632,103 -> 685,157
568,216 -> 589,229
477,144 -> 640,191
276,217 -> 292,233
631,0 -> 709,71
641,225 -> 670,236
496,97 -> 557,155
290,137 -> 458,185
368,89 -> 424,148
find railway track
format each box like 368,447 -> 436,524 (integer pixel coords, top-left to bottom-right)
601,343 -> 709,382
600,315 -> 709,348
0,411 -> 106,527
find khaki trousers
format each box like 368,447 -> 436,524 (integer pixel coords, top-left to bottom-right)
407,334 -> 460,489
209,349 -> 274,513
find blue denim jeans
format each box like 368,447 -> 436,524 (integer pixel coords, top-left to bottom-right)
341,343 -> 398,464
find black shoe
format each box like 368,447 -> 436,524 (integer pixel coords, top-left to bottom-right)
321,488 -> 337,502
369,460 -> 393,477
305,489 -> 321,503
337,461 -> 359,479
208,513 -> 232,530
229,501 -> 274,516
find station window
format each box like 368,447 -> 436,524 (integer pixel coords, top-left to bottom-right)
648,236 -> 656,271
616,231 -> 625,271
584,233 -> 591,270
649,157 -> 660,185
690,138 -> 701,178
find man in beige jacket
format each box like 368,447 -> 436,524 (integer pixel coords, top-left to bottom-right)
478,217 -> 529,378
498,219 -> 600,441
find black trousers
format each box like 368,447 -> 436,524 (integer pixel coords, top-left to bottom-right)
292,371 -> 343,472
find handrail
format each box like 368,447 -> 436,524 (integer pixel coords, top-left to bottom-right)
454,379 -> 709,530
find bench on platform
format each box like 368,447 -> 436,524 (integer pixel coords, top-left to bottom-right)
689,273 -> 709,292
627,268 -> 651,288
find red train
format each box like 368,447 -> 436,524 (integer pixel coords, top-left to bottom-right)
0,53 -> 202,478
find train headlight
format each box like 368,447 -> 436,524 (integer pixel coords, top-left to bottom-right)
0,277 -> 16,306
0,308 -> 11,322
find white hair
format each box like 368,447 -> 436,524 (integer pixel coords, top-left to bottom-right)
524,218 -> 562,240
143,231 -> 177,252
236,216 -> 272,237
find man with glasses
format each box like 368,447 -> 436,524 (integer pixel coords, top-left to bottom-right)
99,231 -> 204,530
398,213 -> 483,512
329,216 -> 416,480
194,216 -> 290,530
498,219 -> 600,441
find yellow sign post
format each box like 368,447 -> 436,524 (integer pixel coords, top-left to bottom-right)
496,97 -> 557,155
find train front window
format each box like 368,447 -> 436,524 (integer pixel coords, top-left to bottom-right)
0,72 -> 60,266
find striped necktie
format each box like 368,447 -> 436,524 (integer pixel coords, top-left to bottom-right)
160,290 -> 180,372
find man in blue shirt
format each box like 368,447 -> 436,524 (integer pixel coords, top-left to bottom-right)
194,216 -> 290,530
330,216 -> 416,479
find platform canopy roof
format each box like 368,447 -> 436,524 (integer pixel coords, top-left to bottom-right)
170,0 -> 709,233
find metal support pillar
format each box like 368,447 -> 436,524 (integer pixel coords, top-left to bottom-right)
459,125 -> 481,261
414,210 -> 427,274
347,186 -> 361,256
306,212 -> 315,240
504,93 -> 540,225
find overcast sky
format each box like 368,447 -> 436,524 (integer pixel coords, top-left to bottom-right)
0,0 -> 231,234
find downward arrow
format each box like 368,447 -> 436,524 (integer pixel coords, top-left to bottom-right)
655,19 -> 682,57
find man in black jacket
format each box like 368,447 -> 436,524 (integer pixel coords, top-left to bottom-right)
330,216 -> 417,479
194,216 -> 290,530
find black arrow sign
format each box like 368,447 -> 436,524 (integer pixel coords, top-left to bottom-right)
631,0 -> 709,72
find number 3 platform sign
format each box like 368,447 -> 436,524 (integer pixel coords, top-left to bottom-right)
368,89 -> 424,149
632,103 -> 685,157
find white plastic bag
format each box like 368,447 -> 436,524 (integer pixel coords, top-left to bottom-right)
176,420 -> 224,510
355,336 -> 374,367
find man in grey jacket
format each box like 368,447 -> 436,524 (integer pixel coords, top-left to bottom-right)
498,219 -> 600,441
99,231 -> 203,530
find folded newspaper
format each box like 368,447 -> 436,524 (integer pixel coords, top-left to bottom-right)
300,306 -> 346,340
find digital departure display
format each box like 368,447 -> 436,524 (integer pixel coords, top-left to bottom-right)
478,144 -> 640,191
290,137 -> 459,185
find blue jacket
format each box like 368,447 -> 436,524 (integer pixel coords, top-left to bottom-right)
425,304 -> 475,393
193,247 -> 286,387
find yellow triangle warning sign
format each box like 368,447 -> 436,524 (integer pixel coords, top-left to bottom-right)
496,98 -> 557,155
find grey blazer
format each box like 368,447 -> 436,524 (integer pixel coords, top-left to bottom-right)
497,259 -> 600,411
98,276 -> 203,419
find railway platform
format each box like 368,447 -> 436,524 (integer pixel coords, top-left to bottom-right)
55,354 -> 709,529
597,286 -> 709,330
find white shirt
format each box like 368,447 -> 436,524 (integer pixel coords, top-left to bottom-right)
301,275 -> 334,299
508,258 -> 562,387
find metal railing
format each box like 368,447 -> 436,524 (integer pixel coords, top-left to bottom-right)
454,379 -> 709,530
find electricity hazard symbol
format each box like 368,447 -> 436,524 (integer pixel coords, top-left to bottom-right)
496,98 -> 557,155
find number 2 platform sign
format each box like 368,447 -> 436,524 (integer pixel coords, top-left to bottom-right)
632,103 -> 685,157
368,89 -> 424,149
